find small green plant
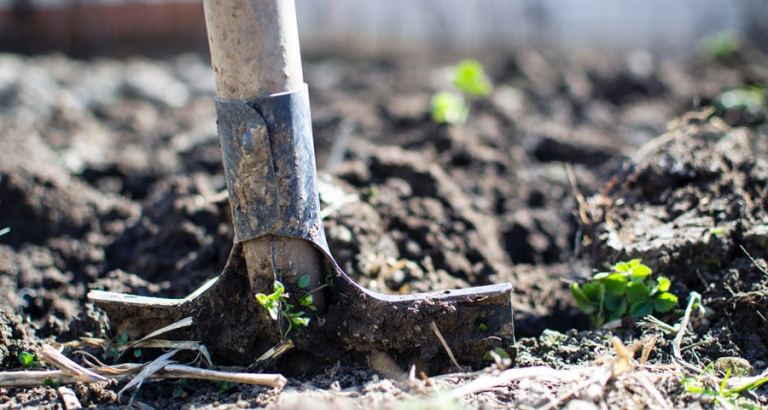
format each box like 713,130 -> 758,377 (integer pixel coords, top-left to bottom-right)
571,259 -> 678,328
482,347 -> 510,361
431,92 -> 468,125
43,377 -> 61,389
215,380 -> 238,397
431,59 -> 493,125
682,367 -> 768,410
172,379 -> 189,399
699,31 -> 741,61
108,332 -> 130,359
18,351 -> 38,368
714,85 -> 767,116
451,60 -> 493,97
255,275 -> 315,337
709,227 -> 725,236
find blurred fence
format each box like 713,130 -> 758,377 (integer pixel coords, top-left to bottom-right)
0,0 -> 764,56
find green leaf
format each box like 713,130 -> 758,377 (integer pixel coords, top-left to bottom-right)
571,283 -> 596,314
604,294 -> 628,321
652,292 -> 678,313
299,293 -> 316,310
297,275 -> 311,289
482,347 -> 510,361
291,316 -> 310,328
626,282 -> 650,303
654,277 -> 671,293
602,273 -> 629,295
629,263 -> 652,281
629,301 -> 653,317
613,261 -> 631,273
43,377 -> 61,388
19,351 -> 36,367
592,271 -> 610,280
451,60 -> 493,97
581,281 -> 605,301
431,92 -> 468,125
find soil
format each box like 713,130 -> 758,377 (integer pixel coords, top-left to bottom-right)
0,46 -> 767,409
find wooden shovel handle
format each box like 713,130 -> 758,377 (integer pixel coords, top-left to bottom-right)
203,0 -> 324,314
203,0 -> 304,99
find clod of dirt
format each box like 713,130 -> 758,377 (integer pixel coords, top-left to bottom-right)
0,310 -> 35,369
586,114 -> 768,364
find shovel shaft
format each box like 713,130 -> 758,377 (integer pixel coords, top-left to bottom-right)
203,0 -> 325,315
203,0 -> 303,98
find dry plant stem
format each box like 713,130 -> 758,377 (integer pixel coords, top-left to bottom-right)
638,374 -> 672,410
57,386 -> 82,410
444,366 -> 583,401
0,365 -> 286,389
672,292 -> 702,373
202,0 -> 325,306
39,344 -> 106,383
430,321 -> 462,371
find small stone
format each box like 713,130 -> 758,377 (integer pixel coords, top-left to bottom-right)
715,357 -> 754,376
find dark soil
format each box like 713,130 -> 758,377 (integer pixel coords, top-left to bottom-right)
0,47 -> 767,409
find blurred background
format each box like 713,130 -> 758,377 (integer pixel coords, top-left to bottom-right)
0,0 -> 765,58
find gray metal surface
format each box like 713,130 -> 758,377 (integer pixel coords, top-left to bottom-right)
215,85 -> 329,252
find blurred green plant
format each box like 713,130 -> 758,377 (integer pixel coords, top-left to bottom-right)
431,92 -> 468,125
571,259 -> 678,328
682,366 -> 768,410
451,59 -> 493,97
699,31 -> 741,61
431,59 -> 493,125
714,85 -> 767,116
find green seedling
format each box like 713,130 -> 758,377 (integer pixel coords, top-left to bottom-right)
699,31 -> 741,61
172,379 -> 189,399
18,351 -> 38,368
115,332 -> 129,346
571,259 -> 678,328
43,377 -> 61,389
431,59 -> 493,125
255,274 -> 315,337
482,347 -> 510,361
108,332 -> 130,359
682,367 -> 768,410
451,59 -> 493,97
431,92 -> 468,125
709,227 -> 725,236
714,85 -> 767,116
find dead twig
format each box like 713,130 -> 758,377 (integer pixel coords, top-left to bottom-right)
119,349 -> 180,405
57,386 -> 82,410
740,245 -> 768,276
430,321 -> 462,372
0,365 -> 286,389
39,344 -> 107,383
565,163 -> 591,225
672,292 -> 703,374
638,374 -> 672,410
0,361 -> 287,390
444,366 -> 583,401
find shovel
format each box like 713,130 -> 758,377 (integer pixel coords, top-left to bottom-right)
88,0 -> 514,372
